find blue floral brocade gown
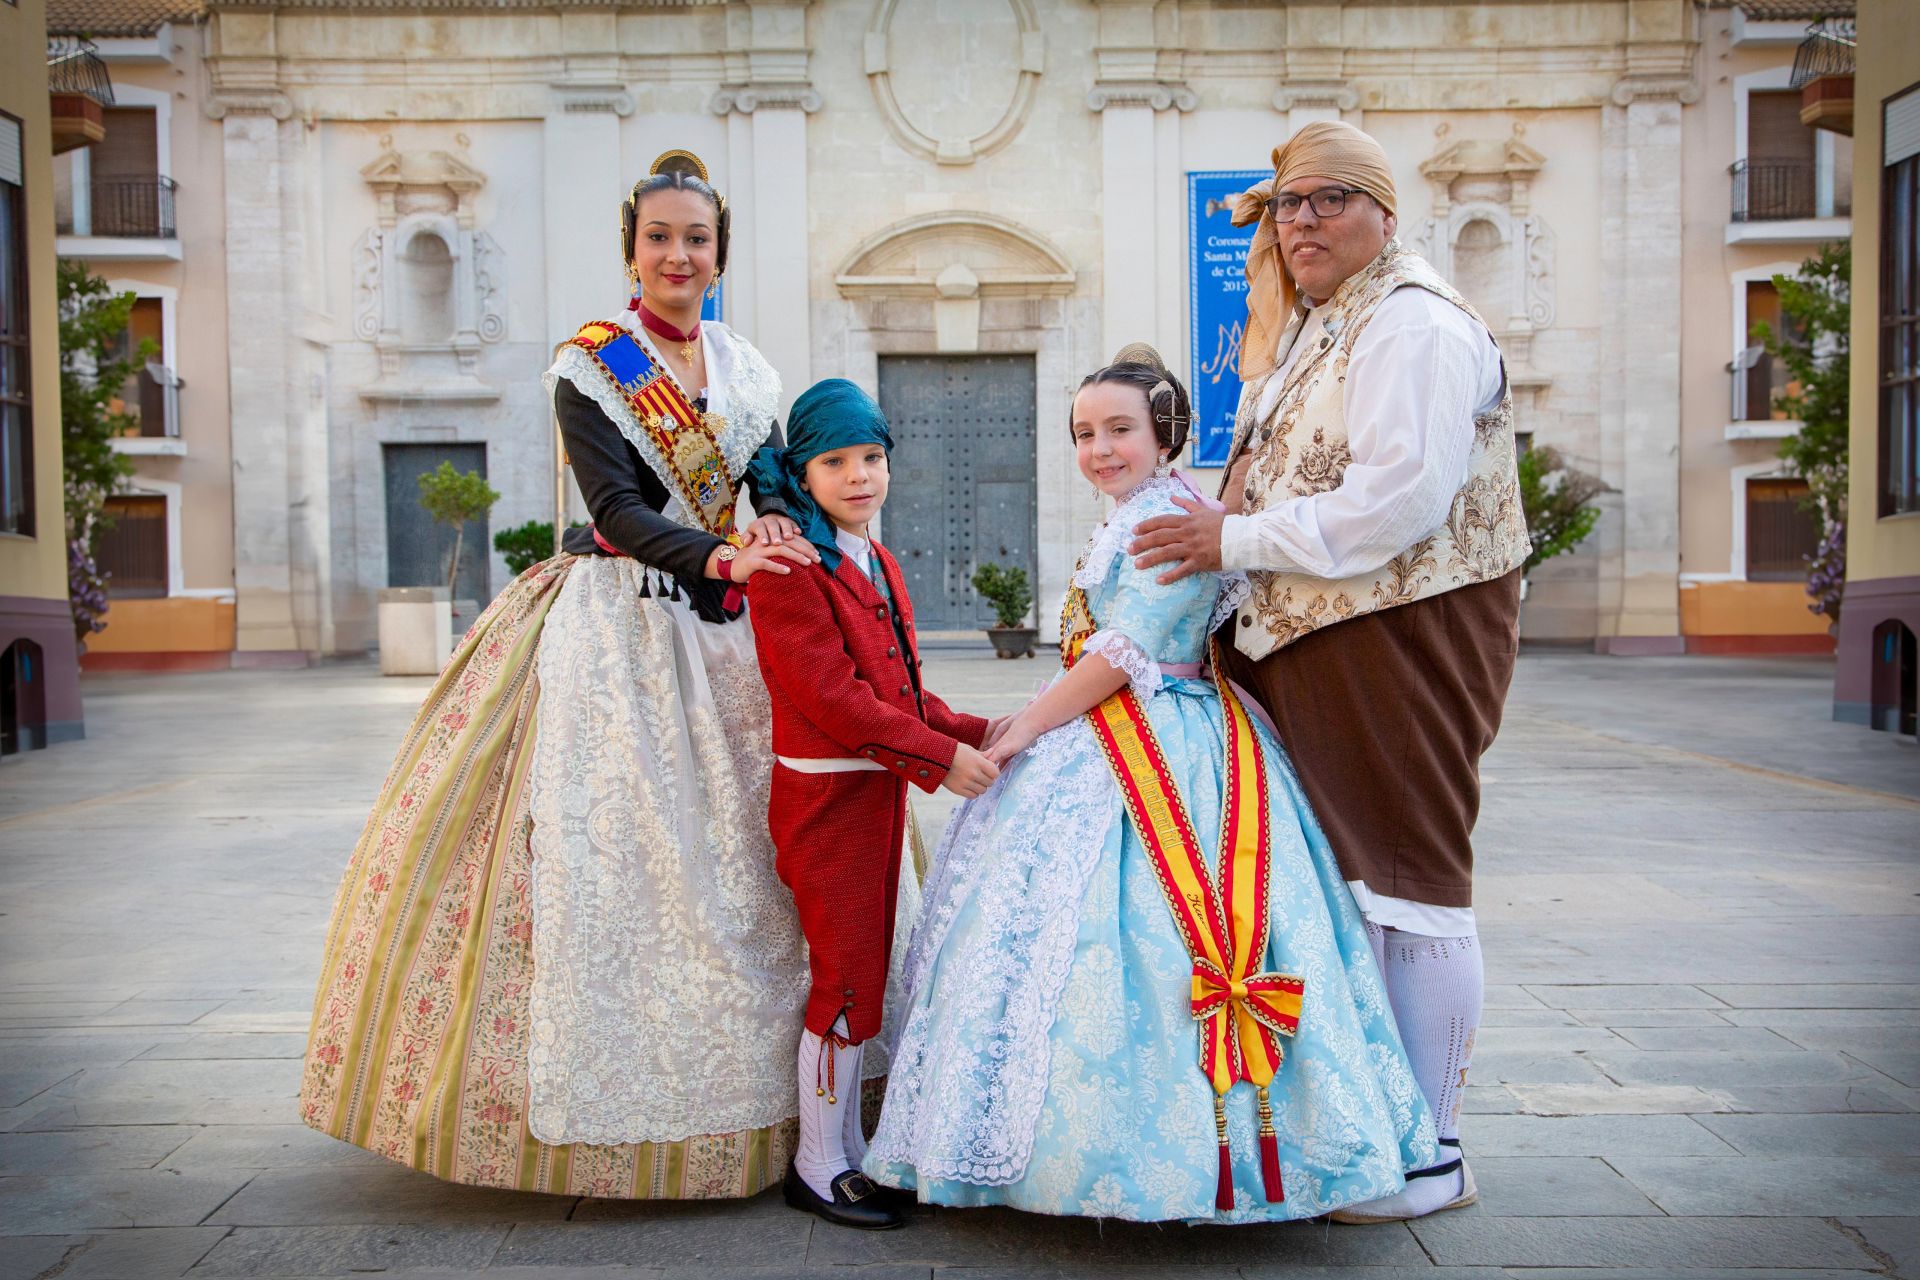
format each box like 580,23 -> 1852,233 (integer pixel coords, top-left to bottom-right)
864,476 -> 1438,1223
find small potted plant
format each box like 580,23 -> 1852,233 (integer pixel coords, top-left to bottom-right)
971,562 -> 1037,659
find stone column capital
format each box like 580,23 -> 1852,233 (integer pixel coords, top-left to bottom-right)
1087,81 -> 1197,113
551,84 -> 635,116
1610,75 -> 1700,106
1272,80 -> 1358,113
710,84 -> 822,115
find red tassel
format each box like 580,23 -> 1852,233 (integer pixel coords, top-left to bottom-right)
1215,1142 -> 1235,1211
1259,1131 -> 1284,1203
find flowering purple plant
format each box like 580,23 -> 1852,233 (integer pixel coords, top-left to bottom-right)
69,537 -> 110,642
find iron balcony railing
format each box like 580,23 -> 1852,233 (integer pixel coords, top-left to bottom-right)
45,37 -> 115,106
83,177 -> 178,239
1730,159 -> 1818,222
1789,18 -> 1855,90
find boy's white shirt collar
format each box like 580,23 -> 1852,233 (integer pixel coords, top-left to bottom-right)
833,525 -> 874,577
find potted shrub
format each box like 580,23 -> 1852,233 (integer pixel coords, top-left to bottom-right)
971,562 -> 1037,659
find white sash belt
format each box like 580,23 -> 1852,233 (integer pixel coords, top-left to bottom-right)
776,755 -> 887,774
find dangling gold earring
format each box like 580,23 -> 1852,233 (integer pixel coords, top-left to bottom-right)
706,278 -> 720,300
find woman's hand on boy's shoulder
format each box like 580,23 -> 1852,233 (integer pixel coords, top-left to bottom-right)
710,536 -> 817,585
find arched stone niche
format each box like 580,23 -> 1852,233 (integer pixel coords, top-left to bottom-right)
1404,125 -> 1556,385
864,0 -> 1045,166
352,144 -> 506,402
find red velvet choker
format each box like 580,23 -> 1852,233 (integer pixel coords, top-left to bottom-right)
635,304 -> 701,365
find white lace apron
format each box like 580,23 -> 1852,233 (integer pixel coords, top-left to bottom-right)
526,318 -> 917,1146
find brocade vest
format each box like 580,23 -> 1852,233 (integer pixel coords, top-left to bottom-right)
1224,240 -> 1531,662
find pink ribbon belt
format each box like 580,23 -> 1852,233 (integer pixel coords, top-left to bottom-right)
1159,661 -> 1205,678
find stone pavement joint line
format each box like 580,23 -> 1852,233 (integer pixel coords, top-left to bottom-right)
0,653 -> 1912,1278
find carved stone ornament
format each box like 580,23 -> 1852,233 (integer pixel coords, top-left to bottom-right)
353,145 -> 507,404
864,0 -> 1044,165
1403,124 -> 1557,340
834,210 -> 1074,298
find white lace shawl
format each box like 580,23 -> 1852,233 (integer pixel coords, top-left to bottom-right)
542,312 -> 781,529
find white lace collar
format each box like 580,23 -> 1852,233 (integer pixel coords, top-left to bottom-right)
1072,473 -> 1189,589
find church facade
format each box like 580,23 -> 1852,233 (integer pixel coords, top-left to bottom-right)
123,0 -> 1841,657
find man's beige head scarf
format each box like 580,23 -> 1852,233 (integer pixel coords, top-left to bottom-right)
1230,121 -> 1399,381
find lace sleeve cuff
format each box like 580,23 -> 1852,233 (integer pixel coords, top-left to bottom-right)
1081,629 -> 1162,700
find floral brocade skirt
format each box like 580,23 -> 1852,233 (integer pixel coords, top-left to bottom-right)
297,555 -> 798,1199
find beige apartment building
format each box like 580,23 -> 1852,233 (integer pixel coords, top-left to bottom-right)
37,0 -> 1863,663
49,0 -> 241,669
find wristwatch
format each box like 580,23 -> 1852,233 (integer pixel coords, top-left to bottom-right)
716,542 -> 740,580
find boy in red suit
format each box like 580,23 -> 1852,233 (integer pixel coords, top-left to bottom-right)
745,379 -> 1002,1230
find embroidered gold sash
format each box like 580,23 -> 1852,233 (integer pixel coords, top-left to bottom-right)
563,321 -> 738,537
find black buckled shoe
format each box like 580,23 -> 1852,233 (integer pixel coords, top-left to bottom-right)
783,1165 -> 906,1230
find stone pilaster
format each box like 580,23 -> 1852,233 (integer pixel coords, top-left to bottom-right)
710,0 -> 817,410
1089,3 -> 1195,364
210,83 -> 306,657
1595,66 -> 1697,653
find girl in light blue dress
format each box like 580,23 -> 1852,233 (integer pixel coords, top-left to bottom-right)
865,346 -> 1437,1224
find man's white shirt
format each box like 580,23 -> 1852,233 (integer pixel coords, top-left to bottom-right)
1218,286 -> 1505,579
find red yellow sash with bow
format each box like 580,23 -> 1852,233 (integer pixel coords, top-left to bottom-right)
1060,579 -> 1304,1210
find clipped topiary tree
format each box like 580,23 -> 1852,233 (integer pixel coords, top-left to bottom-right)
417,461 -> 501,595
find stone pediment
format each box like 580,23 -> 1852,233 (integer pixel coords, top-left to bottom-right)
361,147 -> 486,227
835,211 -> 1075,299
1418,136 -> 1547,186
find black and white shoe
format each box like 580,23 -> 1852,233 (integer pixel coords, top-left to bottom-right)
1327,1138 -> 1477,1224
782,1164 -> 906,1230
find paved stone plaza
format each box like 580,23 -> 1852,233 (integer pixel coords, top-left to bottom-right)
0,651 -> 1915,1280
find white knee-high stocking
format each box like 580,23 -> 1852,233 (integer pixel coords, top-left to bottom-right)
1352,927 -> 1484,1218
794,1014 -> 861,1199
1382,930 -> 1482,1143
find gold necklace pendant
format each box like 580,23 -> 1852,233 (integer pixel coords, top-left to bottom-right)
680,339 -> 696,365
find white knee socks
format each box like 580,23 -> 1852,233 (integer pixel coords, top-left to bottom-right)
795,1015 -> 862,1199
1369,928 -> 1484,1215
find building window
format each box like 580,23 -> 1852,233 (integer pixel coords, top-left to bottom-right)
1735,280 -> 1804,422
1746,477 -> 1820,580
0,113 -> 31,538
105,296 -> 176,438
1882,88 -> 1920,517
96,494 -> 168,597
1732,86 -> 1853,222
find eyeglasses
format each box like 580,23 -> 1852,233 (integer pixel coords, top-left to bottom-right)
1267,187 -> 1369,223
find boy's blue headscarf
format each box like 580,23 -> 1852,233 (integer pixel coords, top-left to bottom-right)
746,378 -> 894,573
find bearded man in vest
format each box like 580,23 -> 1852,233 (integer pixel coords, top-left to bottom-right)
1131,121 -> 1530,1223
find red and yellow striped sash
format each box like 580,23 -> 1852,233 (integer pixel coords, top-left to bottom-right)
1062,581 -> 1303,1210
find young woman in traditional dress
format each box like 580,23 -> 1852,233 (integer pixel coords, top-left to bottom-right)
299,151 -> 839,1200
865,346 -> 1438,1223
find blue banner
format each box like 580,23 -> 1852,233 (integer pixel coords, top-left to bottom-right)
1187,170 -> 1268,467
